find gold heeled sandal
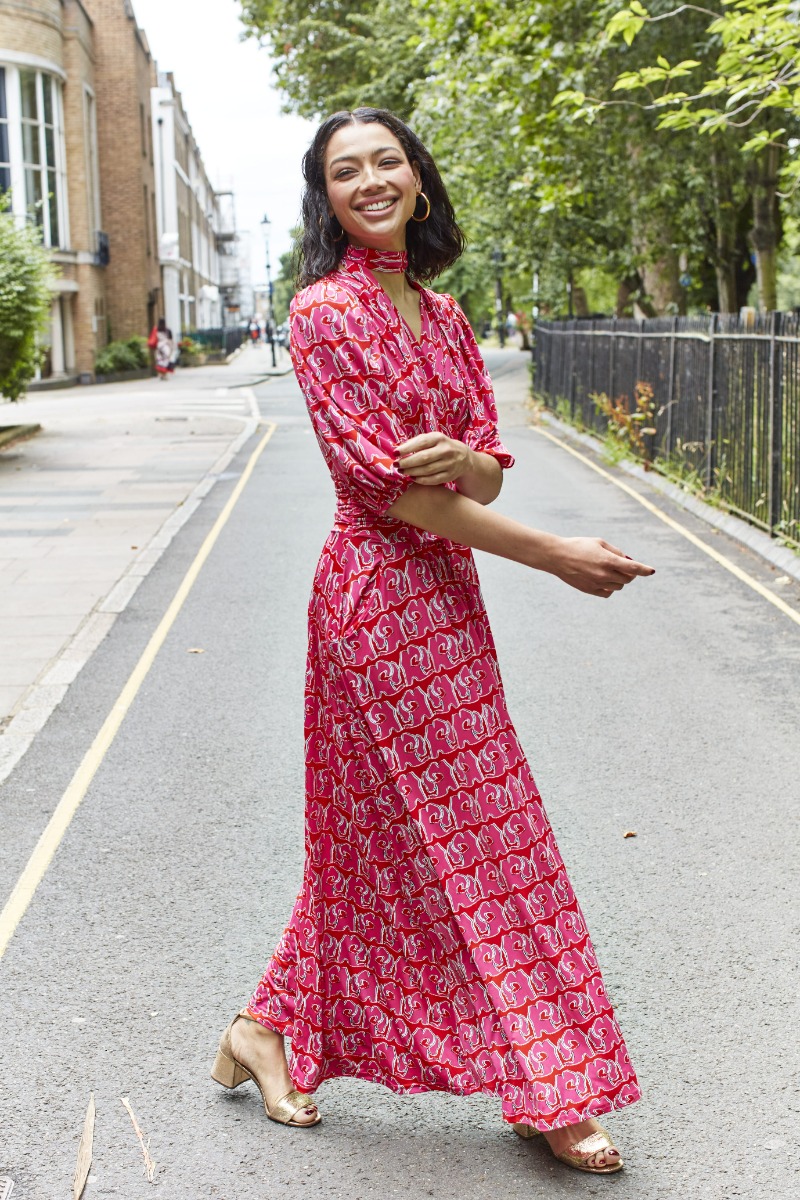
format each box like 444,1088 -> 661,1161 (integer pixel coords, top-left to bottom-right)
211,1012 -> 322,1128
512,1122 -> 623,1174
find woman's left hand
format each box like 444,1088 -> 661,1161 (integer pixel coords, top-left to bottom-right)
394,431 -> 472,486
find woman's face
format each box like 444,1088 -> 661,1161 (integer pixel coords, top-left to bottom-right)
324,122 -> 421,251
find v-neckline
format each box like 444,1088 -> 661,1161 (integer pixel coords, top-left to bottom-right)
369,271 -> 427,349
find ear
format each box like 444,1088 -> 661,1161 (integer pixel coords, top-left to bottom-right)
412,162 -> 422,190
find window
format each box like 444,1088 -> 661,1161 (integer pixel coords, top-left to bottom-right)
19,69 -> 66,248
144,183 -> 150,255
0,68 -> 10,194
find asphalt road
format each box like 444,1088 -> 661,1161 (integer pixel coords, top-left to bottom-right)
1,350 -> 799,1199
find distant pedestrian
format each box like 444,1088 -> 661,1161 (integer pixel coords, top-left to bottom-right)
149,318 -> 174,380
211,107 -> 655,1173
249,319 -> 261,346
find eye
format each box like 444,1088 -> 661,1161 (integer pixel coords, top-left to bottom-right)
380,157 -> 401,167
334,168 -> 354,180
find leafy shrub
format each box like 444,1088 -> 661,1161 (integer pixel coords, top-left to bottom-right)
590,381 -> 658,462
95,336 -> 150,376
0,198 -> 54,402
178,336 -> 202,360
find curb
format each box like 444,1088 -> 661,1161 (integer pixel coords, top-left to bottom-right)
0,398 -> 262,785
536,411 -> 800,585
0,423 -> 42,450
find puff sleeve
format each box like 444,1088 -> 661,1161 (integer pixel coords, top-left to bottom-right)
445,295 -> 515,470
289,287 -> 414,516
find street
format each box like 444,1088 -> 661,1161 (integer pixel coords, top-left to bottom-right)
1,348 -> 799,1198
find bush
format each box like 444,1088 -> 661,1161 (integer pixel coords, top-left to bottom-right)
178,336 -> 202,361
94,336 -> 150,376
0,199 -> 54,402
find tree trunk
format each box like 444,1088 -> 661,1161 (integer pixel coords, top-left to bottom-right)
615,272 -> 643,317
748,143 -> 781,312
710,143 -> 739,312
638,248 -> 685,316
573,285 -> 590,318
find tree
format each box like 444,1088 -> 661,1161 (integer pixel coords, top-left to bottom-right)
0,203 -> 53,403
238,0 -> 424,119
236,0 -> 777,317
562,0 -> 800,310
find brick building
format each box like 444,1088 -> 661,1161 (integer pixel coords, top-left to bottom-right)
0,0 -> 108,378
0,0 -> 242,385
82,0 -> 162,341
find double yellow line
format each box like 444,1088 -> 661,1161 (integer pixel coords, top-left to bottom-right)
0,423 -> 277,962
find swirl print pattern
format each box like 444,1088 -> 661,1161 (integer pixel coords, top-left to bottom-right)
247,245 -> 641,1130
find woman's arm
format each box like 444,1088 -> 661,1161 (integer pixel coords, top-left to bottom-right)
386,483 -> 655,598
394,432 -> 503,505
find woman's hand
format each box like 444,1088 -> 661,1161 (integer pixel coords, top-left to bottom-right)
394,432 -> 471,486
550,537 -> 655,598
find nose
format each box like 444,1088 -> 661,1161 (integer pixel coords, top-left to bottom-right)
360,162 -> 384,190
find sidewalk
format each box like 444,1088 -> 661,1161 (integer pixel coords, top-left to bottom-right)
0,343 -> 286,781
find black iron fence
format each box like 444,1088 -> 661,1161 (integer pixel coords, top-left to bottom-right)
533,313 -> 800,548
188,327 -> 248,357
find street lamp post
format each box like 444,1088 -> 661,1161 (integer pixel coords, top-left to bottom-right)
260,213 -> 277,369
492,248 -> 505,348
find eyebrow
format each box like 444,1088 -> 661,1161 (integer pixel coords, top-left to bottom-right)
328,146 -> 402,168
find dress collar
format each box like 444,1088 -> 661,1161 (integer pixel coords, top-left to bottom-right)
342,244 -> 408,275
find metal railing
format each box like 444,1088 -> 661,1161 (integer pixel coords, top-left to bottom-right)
533,313 -> 800,547
187,327 -> 247,356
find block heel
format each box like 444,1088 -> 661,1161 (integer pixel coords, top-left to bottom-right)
211,1046 -> 252,1089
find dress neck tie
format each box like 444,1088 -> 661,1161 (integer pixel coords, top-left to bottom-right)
343,244 -> 409,274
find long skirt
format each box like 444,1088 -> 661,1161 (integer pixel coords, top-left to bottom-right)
247,521 -> 641,1130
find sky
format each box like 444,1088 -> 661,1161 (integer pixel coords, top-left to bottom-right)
131,0 -> 316,283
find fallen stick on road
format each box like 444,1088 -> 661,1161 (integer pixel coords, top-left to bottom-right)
120,1096 -> 156,1182
73,1092 -> 94,1199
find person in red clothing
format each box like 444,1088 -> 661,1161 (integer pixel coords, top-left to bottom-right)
148,318 -> 173,380
211,108 -> 655,1174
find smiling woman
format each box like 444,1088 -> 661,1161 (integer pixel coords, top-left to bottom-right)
296,107 -> 464,287
211,106 -> 654,1174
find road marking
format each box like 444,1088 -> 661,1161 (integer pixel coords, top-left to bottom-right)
533,425 -> 800,630
0,422 -> 277,962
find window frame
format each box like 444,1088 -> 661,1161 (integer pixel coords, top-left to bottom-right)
83,83 -> 101,246
0,59 -> 69,249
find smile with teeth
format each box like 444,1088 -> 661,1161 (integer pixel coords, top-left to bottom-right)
357,197 -> 398,213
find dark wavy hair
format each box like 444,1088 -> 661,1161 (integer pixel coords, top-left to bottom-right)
296,108 -> 465,288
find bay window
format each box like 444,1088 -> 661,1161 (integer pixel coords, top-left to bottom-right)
0,62 -> 68,248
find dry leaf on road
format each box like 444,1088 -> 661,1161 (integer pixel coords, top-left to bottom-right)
73,1092 -> 95,1200
121,1096 -> 156,1182
187,647 -> 206,654
623,830 -> 637,838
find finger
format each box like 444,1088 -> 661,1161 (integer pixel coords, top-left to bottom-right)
623,559 -> 656,577
403,461 -> 455,479
414,472 -> 454,486
397,448 -> 449,471
602,542 -> 656,576
394,433 -> 442,456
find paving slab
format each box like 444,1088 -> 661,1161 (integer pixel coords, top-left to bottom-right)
0,344 -> 282,776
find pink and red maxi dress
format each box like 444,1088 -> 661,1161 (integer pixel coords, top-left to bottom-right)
247,243 -> 641,1131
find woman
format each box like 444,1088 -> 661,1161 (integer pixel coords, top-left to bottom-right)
212,108 -> 653,1175
151,317 -> 174,380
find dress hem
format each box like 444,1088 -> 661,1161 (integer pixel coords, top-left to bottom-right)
243,1006 -> 642,1133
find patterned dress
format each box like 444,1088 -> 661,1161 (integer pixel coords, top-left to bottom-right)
247,243 -> 641,1131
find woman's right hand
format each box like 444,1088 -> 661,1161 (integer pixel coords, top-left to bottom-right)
549,536 -> 655,598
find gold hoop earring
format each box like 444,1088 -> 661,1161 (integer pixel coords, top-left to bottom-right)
319,213 -> 345,242
411,192 -> 431,223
